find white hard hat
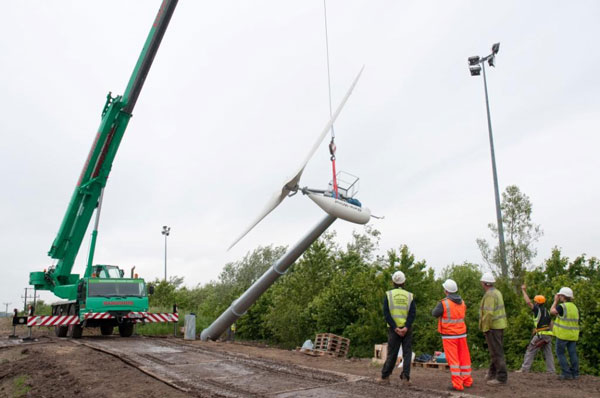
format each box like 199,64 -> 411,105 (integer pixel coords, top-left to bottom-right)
558,287 -> 574,298
480,272 -> 496,284
392,271 -> 406,285
442,279 -> 458,293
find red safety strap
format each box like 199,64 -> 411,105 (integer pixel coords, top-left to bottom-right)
329,140 -> 339,198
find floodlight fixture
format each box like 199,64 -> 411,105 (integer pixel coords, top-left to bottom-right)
492,42 -> 500,55
488,56 -> 495,68
469,65 -> 482,76
468,56 -> 480,66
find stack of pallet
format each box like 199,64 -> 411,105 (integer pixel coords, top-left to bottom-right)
314,333 -> 350,357
297,333 -> 350,357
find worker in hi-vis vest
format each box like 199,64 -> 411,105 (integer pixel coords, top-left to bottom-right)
432,279 -> 473,392
550,287 -> 579,380
377,270 -> 416,386
479,272 -> 508,386
517,284 -> 555,373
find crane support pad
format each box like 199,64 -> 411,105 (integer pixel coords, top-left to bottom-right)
84,312 -> 178,323
27,315 -> 80,327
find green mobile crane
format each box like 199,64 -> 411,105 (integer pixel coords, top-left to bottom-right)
29,0 -> 178,338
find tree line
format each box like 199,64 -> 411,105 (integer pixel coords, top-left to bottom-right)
148,185 -> 599,375
149,239 -> 599,375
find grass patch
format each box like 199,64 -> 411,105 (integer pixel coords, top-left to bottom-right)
12,375 -> 30,398
135,309 -> 214,338
136,321 -> 179,336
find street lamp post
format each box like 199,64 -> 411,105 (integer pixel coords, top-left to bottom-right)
161,225 -> 171,282
468,43 -> 508,278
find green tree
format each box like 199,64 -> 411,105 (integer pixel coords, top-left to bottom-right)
477,185 -> 543,282
261,239 -> 336,345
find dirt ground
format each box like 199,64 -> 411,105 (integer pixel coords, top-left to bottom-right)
1,319 -> 599,398
197,339 -> 600,398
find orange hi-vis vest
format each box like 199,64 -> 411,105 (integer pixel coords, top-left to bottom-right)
438,298 -> 467,338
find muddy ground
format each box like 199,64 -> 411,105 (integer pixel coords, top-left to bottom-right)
204,340 -> 599,398
1,319 -> 598,397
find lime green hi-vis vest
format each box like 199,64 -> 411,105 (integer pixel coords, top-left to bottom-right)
480,288 -> 507,329
387,288 -> 413,328
554,302 -> 580,341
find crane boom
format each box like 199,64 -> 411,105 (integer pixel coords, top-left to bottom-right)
30,0 -> 178,297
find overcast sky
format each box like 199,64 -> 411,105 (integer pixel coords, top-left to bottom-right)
1,1 -> 599,310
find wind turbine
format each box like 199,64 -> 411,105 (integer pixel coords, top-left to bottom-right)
228,66 -> 370,251
201,67 -> 372,341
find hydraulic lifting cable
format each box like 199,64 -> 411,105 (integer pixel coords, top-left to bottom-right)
323,0 -> 339,198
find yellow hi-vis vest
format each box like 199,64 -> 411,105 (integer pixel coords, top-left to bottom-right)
479,288 -> 507,329
387,288 -> 413,327
554,302 -> 579,341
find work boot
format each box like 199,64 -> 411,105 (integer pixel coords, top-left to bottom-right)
400,373 -> 411,386
486,379 -> 506,386
515,369 -> 526,373
484,372 -> 495,381
375,376 -> 390,384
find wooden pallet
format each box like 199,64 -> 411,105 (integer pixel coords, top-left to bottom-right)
296,347 -> 338,357
314,333 -> 350,357
412,361 -> 449,370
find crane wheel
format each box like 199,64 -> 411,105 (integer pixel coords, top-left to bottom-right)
53,304 -> 68,337
118,324 -> 134,337
67,304 -> 83,339
55,325 -> 68,337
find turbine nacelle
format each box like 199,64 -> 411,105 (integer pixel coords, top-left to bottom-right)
302,189 -> 371,225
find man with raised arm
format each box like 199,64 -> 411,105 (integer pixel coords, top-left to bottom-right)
516,284 -> 555,373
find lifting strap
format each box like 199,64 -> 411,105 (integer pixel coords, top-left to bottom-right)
329,139 -> 338,198
324,0 -> 339,199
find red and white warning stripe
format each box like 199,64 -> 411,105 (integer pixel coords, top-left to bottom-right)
84,312 -> 178,323
141,312 -> 179,323
84,312 -> 114,320
27,315 -> 80,327
26,312 -> 178,327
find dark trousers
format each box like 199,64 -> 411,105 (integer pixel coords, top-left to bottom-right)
556,338 -> 579,378
484,329 -> 507,382
381,327 -> 412,379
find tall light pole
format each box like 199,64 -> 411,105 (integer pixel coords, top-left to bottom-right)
468,42 -> 508,278
161,226 -> 171,282
3,302 -> 10,317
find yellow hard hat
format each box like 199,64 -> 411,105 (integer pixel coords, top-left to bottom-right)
533,295 -> 546,304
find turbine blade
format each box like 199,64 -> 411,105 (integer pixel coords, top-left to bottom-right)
227,188 -> 288,250
288,66 -> 364,186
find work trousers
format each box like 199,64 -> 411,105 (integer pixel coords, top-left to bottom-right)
556,338 -> 579,379
484,329 -> 507,383
381,327 -> 412,380
442,336 -> 473,391
520,334 -> 555,373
